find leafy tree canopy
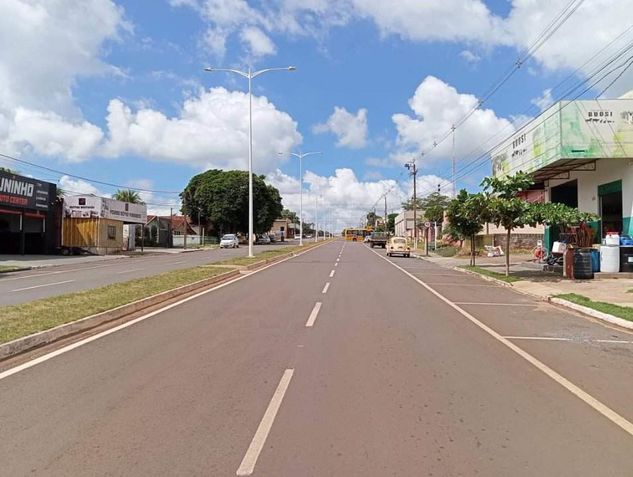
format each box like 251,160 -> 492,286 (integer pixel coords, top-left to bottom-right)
113,189 -> 145,204
182,169 -> 283,235
281,209 -> 299,224
401,197 -> 425,211
420,192 -> 450,223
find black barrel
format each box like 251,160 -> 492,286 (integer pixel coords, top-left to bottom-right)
620,246 -> 633,272
573,249 -> 594,279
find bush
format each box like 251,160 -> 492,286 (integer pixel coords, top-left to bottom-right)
435,246 -> 458,257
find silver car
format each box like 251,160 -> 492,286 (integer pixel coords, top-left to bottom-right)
219,234 -> 239,248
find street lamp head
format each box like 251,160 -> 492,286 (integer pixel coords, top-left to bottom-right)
288,66 -> 297,71
203,67 -> 214,72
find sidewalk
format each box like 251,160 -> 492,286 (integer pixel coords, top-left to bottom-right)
418,251 -> 633,307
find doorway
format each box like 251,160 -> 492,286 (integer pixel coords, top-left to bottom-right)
599,180 -> 622,236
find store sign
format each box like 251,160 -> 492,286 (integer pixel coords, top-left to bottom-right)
0,171 -> 51,210
64,195 -> 147,224
492,99 -> 633,178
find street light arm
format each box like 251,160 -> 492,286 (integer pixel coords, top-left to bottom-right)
251,66 -> 296,78
203,67 -> 250,78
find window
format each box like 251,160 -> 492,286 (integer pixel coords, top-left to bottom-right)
107,225 -> 116,240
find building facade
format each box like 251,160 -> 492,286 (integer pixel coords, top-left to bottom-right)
491,97 -> 633,247
0,171 -> 57,254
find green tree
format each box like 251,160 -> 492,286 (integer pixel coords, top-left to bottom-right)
481,171 -> 534,276
366,211 -> 378,228
0,167 -> 18,174
420,192 -> 450,223
387,213 -> 398,234
113,189 -> 145,204
401,197 -> 425,211
182,169 -> 283,235
446,190 -> 490,266
281,208 -> 299,224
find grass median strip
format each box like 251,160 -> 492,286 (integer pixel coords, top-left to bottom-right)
459,265 -> 522,283
0,266 -> 29,274
0,266 -> 228,344
219,242 -> 322,267
555,293 -> 633,322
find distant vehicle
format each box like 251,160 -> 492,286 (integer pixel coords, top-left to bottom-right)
386,236 -> 410,257
341,227 -> 372,242
268,233 -> 277,243
305,234 -> 313,239
219,234 -> 239,248
368,231 -> 388,248
256,234 -> 271,244
363,235 -> 371,243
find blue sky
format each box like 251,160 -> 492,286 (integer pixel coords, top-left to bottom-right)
1,0 -> 632,229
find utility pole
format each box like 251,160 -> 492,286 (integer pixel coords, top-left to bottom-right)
183,193 -> 187,250
405,158 -> 419,251
384,195 -> 388,233
451,124 -> 456,198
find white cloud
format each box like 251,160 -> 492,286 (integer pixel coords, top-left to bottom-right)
314,107 -> 368,149
392,76 -> 514,162
239,26 -> 276,57
266,167 -> 406,231
58,175 -> 102,196
102,87 -> 302,172
10,108 -> 104,161
459,49 -> 482,63
531,88 -> 554,112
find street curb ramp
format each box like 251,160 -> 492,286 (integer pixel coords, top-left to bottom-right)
0,269 -> 240,361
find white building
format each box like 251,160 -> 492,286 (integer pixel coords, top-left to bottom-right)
491,95 -> 633,247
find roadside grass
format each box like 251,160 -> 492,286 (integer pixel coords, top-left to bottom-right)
0,266 -> 28,273
434,246 -> 457,257
0,266 -> 228,344
459,265 -> 522,283
554,293 -> 633,322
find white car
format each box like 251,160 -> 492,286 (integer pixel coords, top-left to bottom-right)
219,234 -> 239,248
386,236 -> 410,257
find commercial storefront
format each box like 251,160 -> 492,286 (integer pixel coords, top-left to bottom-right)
0,171 -> 57,254
63,195 -> 147,255
491,97 -> 633,247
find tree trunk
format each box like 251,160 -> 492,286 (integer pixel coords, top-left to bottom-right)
505,229 -> 511,276
471,234 -> 476,267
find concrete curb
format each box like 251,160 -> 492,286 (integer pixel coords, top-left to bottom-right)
451,266 -> 514,288
549,297 -> 633,331
0,269 -> 240,361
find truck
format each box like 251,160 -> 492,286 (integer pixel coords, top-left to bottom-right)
368,231 -> 388,248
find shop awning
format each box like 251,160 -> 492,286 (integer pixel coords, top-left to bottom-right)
531,158 -> 597,183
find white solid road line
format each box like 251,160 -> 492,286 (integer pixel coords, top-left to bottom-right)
373,248 -> 633,437
12,280 -> 75,292
322,282 -> 330,294
1,264 -> 118,282
506,336 -> 633,345
455,302 -> 538,306
329,270 -> 335,277
236,369 -> 295,476
305,302 -> 322,327
0,244 -> 328,382
116,268 -> 143,274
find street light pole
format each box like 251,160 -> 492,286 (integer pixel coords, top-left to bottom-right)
204,65 -> 296,257
280,151 -> 321,247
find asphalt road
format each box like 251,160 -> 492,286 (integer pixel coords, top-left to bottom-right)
0,242 -> 296,306
1,240 -> 633,476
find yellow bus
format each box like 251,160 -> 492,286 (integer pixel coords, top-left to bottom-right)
341,227 -> 372,241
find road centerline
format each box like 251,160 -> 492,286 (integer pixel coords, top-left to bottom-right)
322,282 -> 330,294
305,302 -> 322,327
329,270 -> 335,277
236,369 -> 295,476
371,247 -> 633,437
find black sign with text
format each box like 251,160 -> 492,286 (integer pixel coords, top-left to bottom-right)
0,171 -> 52,211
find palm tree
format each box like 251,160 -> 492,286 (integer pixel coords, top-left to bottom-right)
113,189 -> 144,204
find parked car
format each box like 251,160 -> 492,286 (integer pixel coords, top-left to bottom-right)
256,234 -> 271,244
219,234 -> 239,248
386,236 -> 410,257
